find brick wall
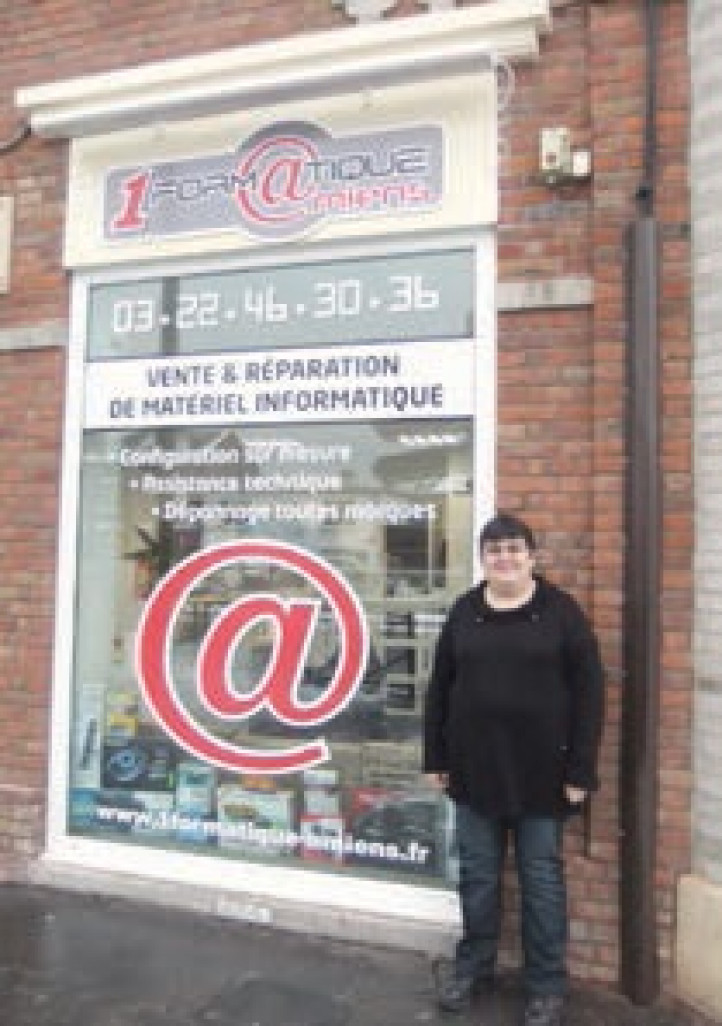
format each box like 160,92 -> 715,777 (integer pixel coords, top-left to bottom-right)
0,0 -> 692,992
495,0 -> 691,988
0,346 -> 63,876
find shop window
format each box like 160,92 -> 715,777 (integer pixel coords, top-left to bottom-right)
67,246 -> 480,887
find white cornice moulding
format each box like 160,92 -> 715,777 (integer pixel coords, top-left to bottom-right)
16,0 -> 550,139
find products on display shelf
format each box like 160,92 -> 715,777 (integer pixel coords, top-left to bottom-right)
359,740 -> 423,790
299,814 -> 345,862
72,699 -> 103,789
131,792 -> 176,839
175,761 -> 218,844
104,689 -> 140,740
101,737 -> 177,792
346,786 -> 448,877
302,768 -> 341,818
69,788 -> 101,830
176,761 -> 216,816
216,784 -> 295,855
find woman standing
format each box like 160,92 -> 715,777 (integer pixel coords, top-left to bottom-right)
423,513 -> 604,1026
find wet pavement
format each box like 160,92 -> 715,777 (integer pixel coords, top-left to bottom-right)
0,884 -> 717,1026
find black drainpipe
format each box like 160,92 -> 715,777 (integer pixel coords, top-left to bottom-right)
620,0 -> 660,1005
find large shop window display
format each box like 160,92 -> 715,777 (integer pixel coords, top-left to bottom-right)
68,249 -> 478,886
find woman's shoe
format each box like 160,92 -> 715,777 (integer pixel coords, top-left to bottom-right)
522,994 -> 565,1026
432,958 -> 493,1013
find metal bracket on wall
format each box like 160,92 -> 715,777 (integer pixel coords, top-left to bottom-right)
332,0 -> 457,23
0,197 -> 13,294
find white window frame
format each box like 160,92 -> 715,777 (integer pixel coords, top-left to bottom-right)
45,229 -> 496,934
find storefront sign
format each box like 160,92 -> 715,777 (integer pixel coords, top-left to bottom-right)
64,73 -> 495,268
105,121 -> 442,242
84,339 -> 475,428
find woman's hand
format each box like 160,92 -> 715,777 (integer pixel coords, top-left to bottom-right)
564,784 -> 587,805
425,772 -> 450,792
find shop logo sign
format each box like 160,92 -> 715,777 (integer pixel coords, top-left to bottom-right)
136,540 -> 368,774
105,120 -> 442,241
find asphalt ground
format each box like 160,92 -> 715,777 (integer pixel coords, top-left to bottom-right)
0,884 -> 717,1026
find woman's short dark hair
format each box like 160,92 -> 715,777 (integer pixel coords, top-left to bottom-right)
479,513 -> 536,552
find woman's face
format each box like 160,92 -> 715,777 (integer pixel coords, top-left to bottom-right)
481,536 -> 535,594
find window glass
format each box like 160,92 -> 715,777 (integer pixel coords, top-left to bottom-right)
69,250 -> 477,887
69,421 -> 472,882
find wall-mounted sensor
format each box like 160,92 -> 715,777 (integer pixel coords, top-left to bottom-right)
539,129 -> 592,186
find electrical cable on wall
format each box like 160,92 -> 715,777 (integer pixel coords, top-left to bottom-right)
0,122 -> 31,155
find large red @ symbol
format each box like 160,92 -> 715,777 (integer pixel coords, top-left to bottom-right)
136,540 -> 369,775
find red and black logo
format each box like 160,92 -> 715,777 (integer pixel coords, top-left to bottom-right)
106,121 -> 441,241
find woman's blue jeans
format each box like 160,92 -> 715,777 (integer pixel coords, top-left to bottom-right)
454,805 -> 567,996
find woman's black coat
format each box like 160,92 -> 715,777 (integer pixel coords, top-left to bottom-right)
422,576 -> 604,818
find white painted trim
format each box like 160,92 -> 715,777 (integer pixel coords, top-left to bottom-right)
40,836 -> 460,926
66,228 -> 487,285
473,234 -> 497,582
31,850 -> 458,954
46,278 -> 87,850
0,196 -> 12,293
497,276 -> 594,310
16,0 -> 550,139
0,319 -> 67,351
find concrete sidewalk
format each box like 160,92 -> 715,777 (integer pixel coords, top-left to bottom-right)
0,884 -> 715,1026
